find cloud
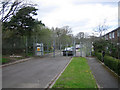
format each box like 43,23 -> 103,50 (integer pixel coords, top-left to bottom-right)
32,0 -> 118,36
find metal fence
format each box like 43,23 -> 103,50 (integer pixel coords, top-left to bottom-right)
2,36 -> 93,58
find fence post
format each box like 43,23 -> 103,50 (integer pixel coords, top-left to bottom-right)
74,41 -> 76,57
66,44 -> 68,56
47,44 -> 49,55
53,41 -> 55,57
60,44 -> 62,56
80,42 -> 82,57
26,36 -> 28,57
79,43 -> 81,56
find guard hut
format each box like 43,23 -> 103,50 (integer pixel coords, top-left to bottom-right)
35,43 -> 44,56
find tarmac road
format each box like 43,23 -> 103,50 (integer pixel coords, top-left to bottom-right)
2,54 -> 71,88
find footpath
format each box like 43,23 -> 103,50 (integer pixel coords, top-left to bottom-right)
86,57 -> 120,89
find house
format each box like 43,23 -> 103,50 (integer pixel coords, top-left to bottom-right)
102,27 -> 120,44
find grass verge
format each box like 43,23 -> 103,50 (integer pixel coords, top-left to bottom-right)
1,58 -> 10,64
52,57 -> 98,88
1,55 -> 26,64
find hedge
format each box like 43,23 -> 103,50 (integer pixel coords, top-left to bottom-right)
95,52 -> 102,61
95,52 -> 120,76
104,55 -> 120,76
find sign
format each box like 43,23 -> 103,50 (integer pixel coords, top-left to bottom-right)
35,43 -> 44,56
37,47 -> 40,51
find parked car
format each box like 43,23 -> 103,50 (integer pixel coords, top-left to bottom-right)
62,47 -> 74,56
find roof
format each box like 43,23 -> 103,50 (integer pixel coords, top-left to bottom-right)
102,27 -> 120,37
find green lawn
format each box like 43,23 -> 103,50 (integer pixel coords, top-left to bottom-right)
1,58 -> 9,64
1,56 -> 25,64
52,57 -> 98,88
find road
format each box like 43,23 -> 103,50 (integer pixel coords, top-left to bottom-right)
2,53 -> 71,88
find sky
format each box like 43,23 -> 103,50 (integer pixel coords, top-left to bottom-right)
7,0 -> 120,36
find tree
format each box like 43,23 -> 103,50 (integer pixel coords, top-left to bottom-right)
0,0 -> 36,22
52,26 -> 73,47
2,6 -> 38,55
93,39 -> 108,52
93,39 -> 119,59
76,32 -> 84,39
6,6 -> 38,36
94,19 -> 109,37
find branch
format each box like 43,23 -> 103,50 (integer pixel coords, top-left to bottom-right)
1,0 -> 22,22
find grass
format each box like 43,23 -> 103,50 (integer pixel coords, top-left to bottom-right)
1,58 -> 10,64
1,55 -> 26,64
27,53 -> 34,57
52,57 -> 98,89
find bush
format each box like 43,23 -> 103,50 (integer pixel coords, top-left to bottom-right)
2,58 -> 9,64
95,52 -> 120,76
104,55 -> 120,76
118,61 -> 120,76
91,51 -> 95,56
95,52 -> 102,61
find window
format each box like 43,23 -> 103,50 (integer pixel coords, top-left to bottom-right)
109,33 -> 112,39
117,29 -> 120,37
105,35 -> 108,40
105,35 -> 107,40
112,32 -> 114,38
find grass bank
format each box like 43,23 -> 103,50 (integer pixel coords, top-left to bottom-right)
1,58 -> 10,64
52,57 -> 98,88
1,55 -> 26,64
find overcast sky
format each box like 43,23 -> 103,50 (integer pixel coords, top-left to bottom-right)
31,0 -> 118,36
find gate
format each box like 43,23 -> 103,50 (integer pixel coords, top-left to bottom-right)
33,39 -> 93,57
34,41 -> 77,57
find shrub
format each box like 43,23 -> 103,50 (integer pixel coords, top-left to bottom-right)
91,51 -> 95,56
118,60 -> 120,76
104,55 -> 120,76
2,58 -> 9,64
95,52 -> 120,76
95,52 -> 102,61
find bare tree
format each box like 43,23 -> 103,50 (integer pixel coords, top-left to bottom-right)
94,19 -> 109,37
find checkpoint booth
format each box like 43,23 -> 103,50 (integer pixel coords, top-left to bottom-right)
35,43 -> 44,56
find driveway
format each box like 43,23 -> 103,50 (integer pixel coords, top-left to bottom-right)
2,54 -> 71,88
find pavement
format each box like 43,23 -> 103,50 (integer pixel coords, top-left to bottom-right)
86,57 -> 120,89
2,53 -> 71,88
